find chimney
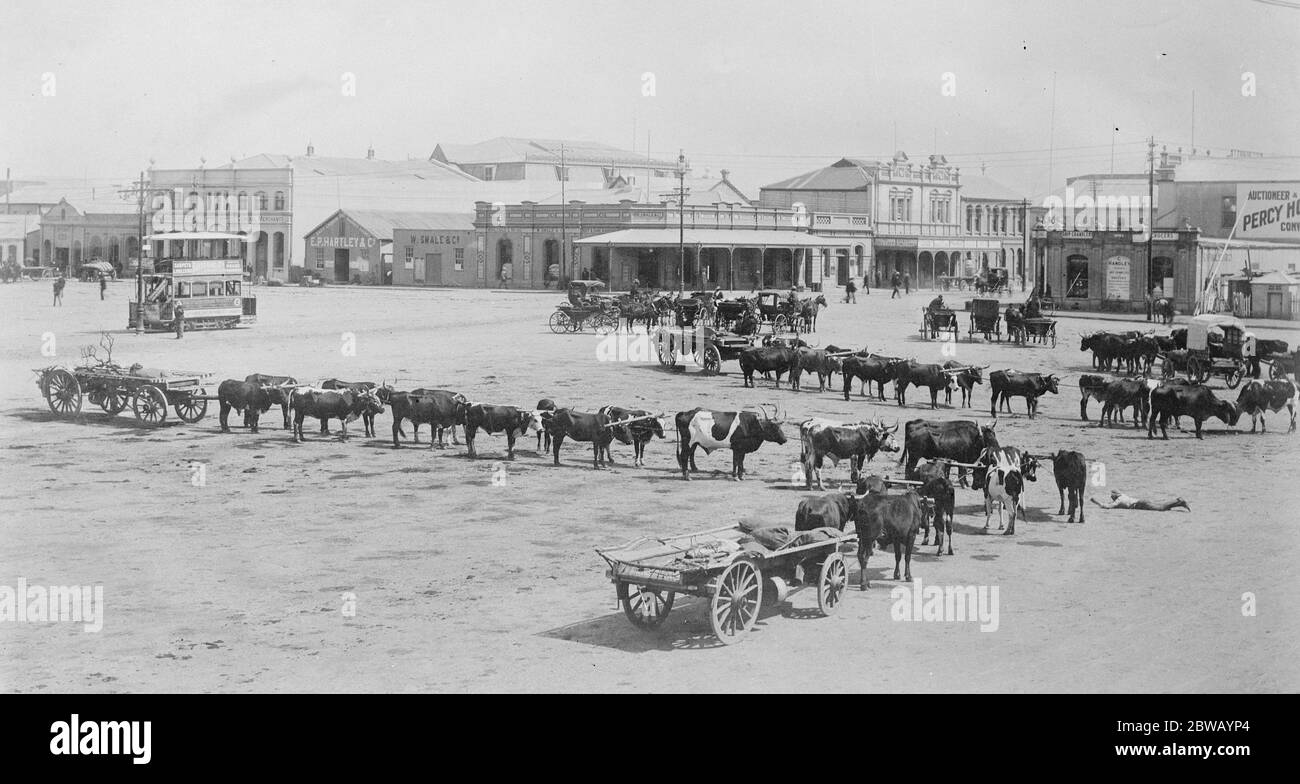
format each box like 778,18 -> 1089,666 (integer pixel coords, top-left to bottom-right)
720,169 -> 730,182
366,145 -> 375,160
307,142 -> 315,157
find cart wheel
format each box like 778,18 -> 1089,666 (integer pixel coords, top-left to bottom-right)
132,385 -> 168,426
816,553 -> 848,616
710,559 -> 762,644
595,312 -> 617,335
702,344 -> 722,375
99,388 -> 128,415
617,581 -> 675,629
1226,367 -> 1244,390
657,334 -> 677,367
44,369 -> 82,416
548,311 -> 570,334
773,314 -> 789,333
174,389 -> 208,423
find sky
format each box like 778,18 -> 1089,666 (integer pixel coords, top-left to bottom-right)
2,0 -> 1297,198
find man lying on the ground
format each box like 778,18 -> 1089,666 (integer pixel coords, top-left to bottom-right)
1090,490 -> 1189,512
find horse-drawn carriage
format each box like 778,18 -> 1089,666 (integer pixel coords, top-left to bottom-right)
1004,298 -> 1058,347
653,321 -> 754,375
596,523 -> 856,644
974,268 -> 1009,296
920,306 -> 959,340
35,338 -> 214,426
549,279 -> 620,334
967,298 -> 1003,341
1181,313 -> 1251,388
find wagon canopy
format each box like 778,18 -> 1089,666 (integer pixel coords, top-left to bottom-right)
1187,313 -> 1247,351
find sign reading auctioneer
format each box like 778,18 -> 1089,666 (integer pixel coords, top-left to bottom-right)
1237,183 -> 1300,240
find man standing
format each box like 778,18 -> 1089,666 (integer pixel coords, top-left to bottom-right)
890,271 -> 901,299
174,302 -> 185,339
1144,286 -> 1154,322
844,276 -> 857,303
99,273 -> 108,300
53,274 -> 65,306
903,272 -> 911,295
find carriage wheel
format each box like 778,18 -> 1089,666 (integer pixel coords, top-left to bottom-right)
99,387 -> 128,415
132,385 -> 168,426
1225,366 -> 1244,390
817,553 -> 848,616
616,581 -> 675,629
44,370 -> 82,416
710,559 -> 762,644
773,314 -> 789,333
702,344 -> 722,375
595,311 -> 617,335
548,311 -> 570,334
174,389 -> 208,423
656,334 -> 677,367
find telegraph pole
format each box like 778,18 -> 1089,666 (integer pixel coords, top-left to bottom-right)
1147,136 -> 1156,300
676,149 -> 688,298
559,143 -> 567,282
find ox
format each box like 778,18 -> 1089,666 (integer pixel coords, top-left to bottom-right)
381,389 -> 467,449
600,406 -> 665,466
911,461 -> 956,555
535,398 -> 557,452
738,346 -> 797,388
899,418 -> 999,486
1078,374 -> 1108,421
463,403 -> 536,460
217,379 -> 275,434
841,355 -> 903,401
942,361 -> 983,408
320,379 -> 383,437
1044,450 -> 1087,523
290,387 -> 383,443
675,405 -> 786,481
794,492 -> 860,532
1236,380 -> 1297,434
243,373 -> 297,429
990,370 -> 1059,418
1099,377 -> 1149,428
853,488 -> 923,589
1080,332 -> 1126,371
975,446 -> 1039,535
548,409 -> 613,469
799,418 -> 899,490
789,347 -> 839,392
1147,383 -> 1240,439
894,360 -> 949,409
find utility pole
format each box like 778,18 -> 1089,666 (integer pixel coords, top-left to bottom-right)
118,171 -> 151,333
1147,136 -> 1156,301
676,149 -> 688,298
559,143 -> 567,282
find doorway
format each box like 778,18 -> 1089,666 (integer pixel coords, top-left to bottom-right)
334,249 -> 350,282
425,253 -> 442,285
1268,291 -> 1283,318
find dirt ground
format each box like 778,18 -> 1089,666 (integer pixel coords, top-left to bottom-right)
1,279 -> 1296,693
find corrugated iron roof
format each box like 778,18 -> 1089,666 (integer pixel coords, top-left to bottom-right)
306,209 -> 475,239
575,228 -> 853,247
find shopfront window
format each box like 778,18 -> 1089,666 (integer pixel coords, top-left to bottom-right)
1066,255 -> 1090,298
225,280 -> 241,296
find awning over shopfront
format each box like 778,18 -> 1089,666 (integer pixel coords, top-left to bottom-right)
575,229 -> 853,248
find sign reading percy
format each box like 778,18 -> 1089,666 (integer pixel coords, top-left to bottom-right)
1237,184 -> 1300,239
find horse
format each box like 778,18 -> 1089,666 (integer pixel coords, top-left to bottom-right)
795,294 -> 828,332
1153,298 -> 1175,325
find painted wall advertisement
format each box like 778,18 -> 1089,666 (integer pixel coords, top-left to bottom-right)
1104,255 -> 1131,300
1237,184 -> 1300,240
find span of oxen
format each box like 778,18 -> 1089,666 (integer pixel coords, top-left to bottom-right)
319,378 -> 384,437
600,406 -> 665,466
217,379 -> 276,434
799,417 -> 898,490
463,403 -> 537,460
975,446 -> 1039,535
290,387 -> 383,443
990,370 -> 1059,418
1236,380 -> 1297,434
243,373 -> 298,429
1147,383 -> 1240,439
899,418 -> 999,486
675,405 -> 786,480
380,388 -> 468,449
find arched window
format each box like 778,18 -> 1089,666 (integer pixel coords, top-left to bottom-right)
237,192 -> 249,211
255,191 -> 268,211
274,191 -> 285,211
497,238 -> 514,277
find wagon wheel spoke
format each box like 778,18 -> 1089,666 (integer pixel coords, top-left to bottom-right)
132,385 -> 168,426
45,370 -> 83,415
174,388 -> 208,423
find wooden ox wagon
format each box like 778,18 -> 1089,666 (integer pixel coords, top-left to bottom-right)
597,523 -> 856,644
36,363 -> 213,425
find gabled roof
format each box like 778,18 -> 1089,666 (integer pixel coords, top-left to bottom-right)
761,160 -> 873,191
432,136 -> 677,168
1244,271 -> 1297,285
305,209 -> 475,240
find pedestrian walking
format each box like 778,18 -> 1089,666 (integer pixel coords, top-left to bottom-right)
174,302 -> 185,339
99,273 -> 107,300
53,274 -> 66,306
844,277 -> 857,303
903,272 -> 911,294
890,271 -> 901,299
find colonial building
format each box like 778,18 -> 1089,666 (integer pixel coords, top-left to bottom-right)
302,210 -> 474,285
759,153 -> 1026,289
470,200 -> 855,291
432,137 -> 679,191
1033,225 -> 1200,313
25,197 -> 139,274
0,215 -> 36,265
